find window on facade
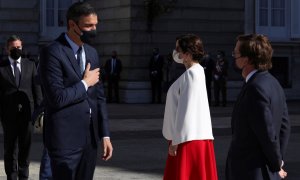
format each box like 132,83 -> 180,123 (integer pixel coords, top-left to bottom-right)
259,0 -> 268,26
271,0 -> 285,26
46,0 -> 71,27
256,0 -> 287,40
259,0 -> 285,27
40,0 -> 82,40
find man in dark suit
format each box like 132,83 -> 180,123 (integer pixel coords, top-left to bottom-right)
226,34 -> 290,180
38,2 -> 113,180
149,47 -> 164,103
0,35 -> 43,180
104,50 -> 122,103
213,50 -> 228,107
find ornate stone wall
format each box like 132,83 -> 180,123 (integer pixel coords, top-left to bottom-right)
1,0 -> 299,102
92,0 -> 246,103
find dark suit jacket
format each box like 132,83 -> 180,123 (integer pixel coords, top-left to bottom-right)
104,58 -> 122,80
149,54 -> 164,81
39,33 -> 110,150
0,58 -> 43,121
213,58 -> 228,80
226,71 -> 290,180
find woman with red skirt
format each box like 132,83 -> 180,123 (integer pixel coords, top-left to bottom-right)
162,34 -> 218,180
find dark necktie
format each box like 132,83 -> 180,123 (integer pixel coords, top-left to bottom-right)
77,46 -> 84,74
13,61 -> 21,86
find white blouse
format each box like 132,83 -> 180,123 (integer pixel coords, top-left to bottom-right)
162,63 -> 214,145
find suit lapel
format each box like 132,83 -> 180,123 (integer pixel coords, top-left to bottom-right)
231,71 -> 262,132
19,58 -> 27,87
3,59 -> 17,87
84,45 -> 92,67
57,34 -> 82,78
235,71 -> 260,106
231,81 -> 247,132
62,47 -> 82,78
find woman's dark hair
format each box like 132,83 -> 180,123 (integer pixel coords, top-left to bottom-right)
237,34 -> 273,71
176,34 -> 204,61
66,2 -> 97,26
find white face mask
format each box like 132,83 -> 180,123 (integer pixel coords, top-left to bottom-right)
172,50 -> 183,64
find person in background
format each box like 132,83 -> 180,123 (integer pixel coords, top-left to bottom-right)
38,2 -> 113,179
162,34 -> 218,180
163,53 -> 186,93
149,47 -> 164,103
162,53 -> 173,93
226,34 -> 290,180
200,52 -> 214,105
213,50 -> 228,107
32,98 -> 52,180
0,35 -> 43,180
104,50 -> 122,103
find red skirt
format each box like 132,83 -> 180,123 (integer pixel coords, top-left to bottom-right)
163,140 -> 218,180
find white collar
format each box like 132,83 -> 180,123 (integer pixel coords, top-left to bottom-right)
245,69 -> 258,83
9,56 -> 21,64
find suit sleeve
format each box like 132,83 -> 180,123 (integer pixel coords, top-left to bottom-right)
280,101 -> 291,160
31,62 -> 43,107
96,56 -> 110,138
247,85 -> 282,172
39,45 -> 87,109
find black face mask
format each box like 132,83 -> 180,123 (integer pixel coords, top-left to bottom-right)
80,29 -> 97,44
75,24 -> 97,44
111,55 -> 117,59
10,48 -> 23,60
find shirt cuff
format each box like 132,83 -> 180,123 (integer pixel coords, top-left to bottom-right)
103,137 -> 110,139
81,80 -> 88,91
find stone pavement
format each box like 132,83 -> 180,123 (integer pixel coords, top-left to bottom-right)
0,101 -> 299,180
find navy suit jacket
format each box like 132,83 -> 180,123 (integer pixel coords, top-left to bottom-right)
104,58 -> 122,79
226,71 -> 290,180
39,33 -> 109,150
149,54 -> 164,81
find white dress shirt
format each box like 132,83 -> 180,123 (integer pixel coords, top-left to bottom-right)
245,69 -> 258,83
9,56 -> 21,75
111,58 -> 116,74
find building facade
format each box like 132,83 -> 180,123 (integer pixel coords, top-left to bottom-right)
0,0 -> 299,102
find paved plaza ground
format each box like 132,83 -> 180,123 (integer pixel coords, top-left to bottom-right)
0,101 -> 299,180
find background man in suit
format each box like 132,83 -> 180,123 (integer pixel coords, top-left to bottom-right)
104,50 -> 122,103
39,2 -> 113,180
226,34 -> 290,180
0,35 -> 43,180
213,50 -> 228,107
149,47 -> 164,103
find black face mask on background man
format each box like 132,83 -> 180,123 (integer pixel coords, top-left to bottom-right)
10,48 -> 23,60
